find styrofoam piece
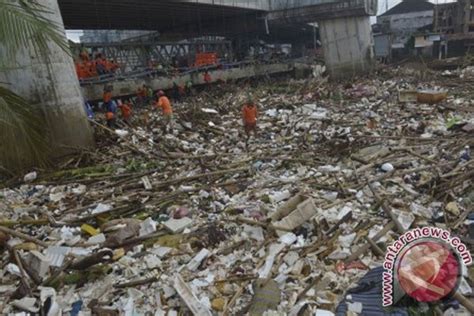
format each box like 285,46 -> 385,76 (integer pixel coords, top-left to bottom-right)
139,217 -> 157,236
12,297 -> 39,313
92,203 -> 112,214
163,217 -> 193,233
86,233 -> 106,245
274,198 -> 317,236
187,248 -> 210,271
258,243 -> 286,279
45,246 -> 71,267
270,190 -> 291,203
23,171 -> 37,183
173,274 -> 212,316
243,224 -> 265,241
27,250 -> 50,279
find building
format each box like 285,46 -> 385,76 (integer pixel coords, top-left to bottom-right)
377,0 -> 434,51
413,33 -> 441,57
435,0 -> 474,34
434,0 -> 474,57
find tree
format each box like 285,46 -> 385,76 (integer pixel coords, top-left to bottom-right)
0,0 -> 93,175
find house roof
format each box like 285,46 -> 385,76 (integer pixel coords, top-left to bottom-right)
380,0 -> 434,17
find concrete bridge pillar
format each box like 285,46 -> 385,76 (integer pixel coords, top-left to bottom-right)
318,15 -> 374,78
0,0 -> 93,164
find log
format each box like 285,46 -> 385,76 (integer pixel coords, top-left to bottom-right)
368,184 -> 405,234
363,235 -> 385,257
452,291 -> 474,314
345,221 -> 395,263
0,226 -> 48,248
114,276 -> 158,289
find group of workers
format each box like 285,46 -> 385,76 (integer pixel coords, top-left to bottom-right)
101,83 -> 258,138
103,85 -> 174,133
75,51 -> 119,80
102,86 -> 132,128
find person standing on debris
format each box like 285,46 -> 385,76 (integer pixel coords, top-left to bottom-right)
242,100 -> 258,138
172,82 -> 181,102
103,86 -> 112,107
84,101 -> 94,120
103,87 -> 117,128
146,85 -> 154,103
185,80 -> 194,97
105,104 -> 116,128
155,90 -> 173,133
118,99 -> 132,126
137,84 -> 147,107
203,70 -> 212,85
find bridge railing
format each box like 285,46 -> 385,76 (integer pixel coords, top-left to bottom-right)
73,40 -> 234,77
78,60 -> 267,85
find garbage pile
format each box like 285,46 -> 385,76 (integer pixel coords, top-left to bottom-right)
0,66 -> 473,315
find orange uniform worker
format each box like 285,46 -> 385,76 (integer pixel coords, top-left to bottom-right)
105,59 -> 119,73
75,62 -> 86,79
137,85 -> 147,107
85,60 -> 96,77
242,101 -> 258,138
155,90 -> 173,133
118,100 -> 132,125
110,60 -> 119,72
203,71 -> 212,84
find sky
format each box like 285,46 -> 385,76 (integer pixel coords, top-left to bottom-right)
65,0 -> 456,42
66,30 -> 82,43
377,0 -> 455,15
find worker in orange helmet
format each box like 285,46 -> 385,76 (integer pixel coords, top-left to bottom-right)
242,99 -> 258,139
155,90 -> 173,133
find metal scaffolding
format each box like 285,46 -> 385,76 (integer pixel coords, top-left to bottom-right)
72,40 -> 233,72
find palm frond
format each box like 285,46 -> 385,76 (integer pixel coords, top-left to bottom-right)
0,0 -> 71,64
0,86 -> 50,173
0,0 -> 76,175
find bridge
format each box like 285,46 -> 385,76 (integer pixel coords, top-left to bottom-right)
58,0 -> 377,77
81,62 -> 296,101
2,0 -> 378,157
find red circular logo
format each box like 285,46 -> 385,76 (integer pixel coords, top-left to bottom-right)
396,240 -> 460,302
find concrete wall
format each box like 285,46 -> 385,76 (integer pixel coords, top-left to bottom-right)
81,63 -> 293,101
177,0 -> 268,10
80,30 -> 154,44
269,0 -> 337,10
181,0 -> 378,16
377,11 -> 433,46
0,0 -> 93,158
270,0 -> 376,13
268,0 -> 377,24
319,16 -> 374,78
